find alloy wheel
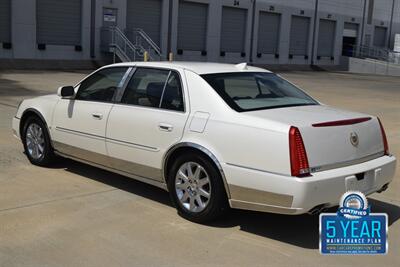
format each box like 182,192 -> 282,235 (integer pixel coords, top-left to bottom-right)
175,161 -> 212,213
25,123 -> 45,160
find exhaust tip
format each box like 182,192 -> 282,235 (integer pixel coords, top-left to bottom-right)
308,204 -> 328,215
377,183 -> 389,193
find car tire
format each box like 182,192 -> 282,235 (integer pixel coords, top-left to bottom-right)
167,152 -> 228,223
22,116 -> 56,166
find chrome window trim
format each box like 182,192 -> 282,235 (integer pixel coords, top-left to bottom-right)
114,67 -> 136,103
158,70 -> 172,108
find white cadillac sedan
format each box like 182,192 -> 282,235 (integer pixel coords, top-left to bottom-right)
12,62 -> 396,222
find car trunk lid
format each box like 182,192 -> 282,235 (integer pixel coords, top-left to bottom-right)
247,105 -> 385,172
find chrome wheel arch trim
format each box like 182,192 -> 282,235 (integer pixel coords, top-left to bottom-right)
20,108 -> 48,131
20,108 -> 54,149
162,142 -> 231,198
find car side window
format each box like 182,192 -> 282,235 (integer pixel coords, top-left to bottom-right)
121,68 -> 169,107
121,68 -> 184,112
75,67 -> 129,102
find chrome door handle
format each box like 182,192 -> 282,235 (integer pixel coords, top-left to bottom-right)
92,113 -> 103,120
159,123 -> 173,132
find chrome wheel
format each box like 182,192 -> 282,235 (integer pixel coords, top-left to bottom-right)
25,123 -> 45,160
175,162 -> 211,213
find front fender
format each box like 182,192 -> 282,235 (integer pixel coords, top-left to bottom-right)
16,95 -> 60,137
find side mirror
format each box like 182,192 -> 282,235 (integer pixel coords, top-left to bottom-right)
57,86 -> 75,98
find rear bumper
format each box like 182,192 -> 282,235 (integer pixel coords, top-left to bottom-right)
225,155 -> 396,214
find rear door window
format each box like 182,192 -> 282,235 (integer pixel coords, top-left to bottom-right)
121,68 -> 184,111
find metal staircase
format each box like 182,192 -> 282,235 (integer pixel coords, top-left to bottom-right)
350,44 -> 400,65
100,26 -> 163,62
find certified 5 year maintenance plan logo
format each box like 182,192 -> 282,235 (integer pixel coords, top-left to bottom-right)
319,191 -> 388,254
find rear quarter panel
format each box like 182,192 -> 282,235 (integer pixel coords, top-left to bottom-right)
181,70 -> 292,177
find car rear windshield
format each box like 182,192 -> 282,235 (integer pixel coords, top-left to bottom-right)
201,72 -> 318,112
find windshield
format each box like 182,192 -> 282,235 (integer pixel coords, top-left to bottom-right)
201,72 -> 318,112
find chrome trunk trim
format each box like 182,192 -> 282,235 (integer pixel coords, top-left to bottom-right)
310,151 -> 385,173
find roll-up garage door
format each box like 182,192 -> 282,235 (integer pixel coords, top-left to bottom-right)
36,0 -> 82,45
127,0 -> 162,46
0,0 -> 11,43
373,26 -> 387,47
177,1 -> 208,51
257,12 -> 280,54
317,19 -> 336,57
289,16 -> 310,56
220,6 -> 247,53
343,22 -> 358,38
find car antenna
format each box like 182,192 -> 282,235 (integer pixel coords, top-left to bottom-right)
235,62 -> 248,70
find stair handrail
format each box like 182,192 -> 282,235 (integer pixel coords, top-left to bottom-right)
134,28 -> 162,56
113,43 -> 131,62
102,26 -> 162,62
349,44 -> 400,64
111,26 -> 140,54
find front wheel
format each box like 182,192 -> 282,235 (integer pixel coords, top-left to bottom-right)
22,116 -> 55,166
167,153 -> 228,223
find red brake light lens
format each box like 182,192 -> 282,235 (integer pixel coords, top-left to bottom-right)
289,126 -> 310,177
377,118 -> 389,155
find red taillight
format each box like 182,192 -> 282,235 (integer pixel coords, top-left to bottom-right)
289,126 -> 310,177
378,118 -> 389,155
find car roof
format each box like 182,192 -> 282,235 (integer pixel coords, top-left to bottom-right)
107,61 -> 272,75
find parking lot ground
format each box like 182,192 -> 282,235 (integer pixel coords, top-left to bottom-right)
0,70 -> 399,267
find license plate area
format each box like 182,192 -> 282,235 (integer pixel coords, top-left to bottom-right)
345,170 -> 374,192
355,172 -> 365,181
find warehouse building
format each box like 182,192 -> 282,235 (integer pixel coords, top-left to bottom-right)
0,0 -> 399,66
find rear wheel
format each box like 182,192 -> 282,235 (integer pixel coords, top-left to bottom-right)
167,153 -> 228,223
22,116 -> 55,166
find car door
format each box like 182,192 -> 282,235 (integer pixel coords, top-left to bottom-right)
106,67 -> 189,182
51,67 -> 131,166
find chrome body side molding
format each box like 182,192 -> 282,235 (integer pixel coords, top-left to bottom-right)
55,150 -> 167,190
229,184 -> 293,208
229,200 -> 299,214
55,126 -> 159,151
53,141 -> 165,185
